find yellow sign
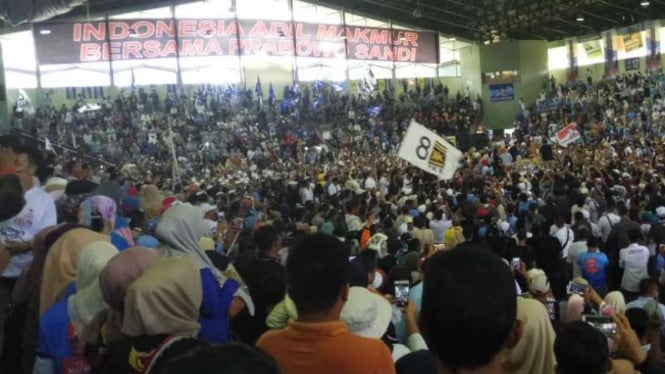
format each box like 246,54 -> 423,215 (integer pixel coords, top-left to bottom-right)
428,140 -> 449,169
583,41 -> 602,59
622,32 -> 643,52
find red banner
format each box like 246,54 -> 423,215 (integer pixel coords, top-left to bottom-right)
33,19 -> 439,65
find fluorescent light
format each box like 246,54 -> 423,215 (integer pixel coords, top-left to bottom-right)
576,15 -> 585,22
641,1 -> 650,7
39,29 -> 51,35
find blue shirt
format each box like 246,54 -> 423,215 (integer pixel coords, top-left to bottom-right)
197,268 -> 239,344
36,284 -> 77,374
577,251 -> 609,293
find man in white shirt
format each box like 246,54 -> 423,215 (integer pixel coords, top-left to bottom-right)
599,206 -> 621,243
620,228 -> 650,301
567,228 -> 589,279
552,217 -> 575,258
364,173 -> 377,191
0,145 -> 56,356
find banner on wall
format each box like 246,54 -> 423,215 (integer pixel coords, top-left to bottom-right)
646,20 -> 661,70
582,40 -> 602,59
32,19 -> 439,65
622,32 -> 643,52
488,83 -> 514,102
625,57 -> 640,71
603,31 -> 619,78
566,38 -> 578,81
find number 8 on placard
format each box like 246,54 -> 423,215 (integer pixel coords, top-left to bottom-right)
416,136 -> 431,160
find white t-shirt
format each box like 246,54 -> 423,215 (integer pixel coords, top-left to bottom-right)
364,177 -> 377,190
0,187 -> 57,277
620,243 -> 650,293
553,226 -> 574,258
567,241 -> 588,279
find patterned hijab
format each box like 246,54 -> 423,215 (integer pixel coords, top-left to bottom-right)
80,195 -> 117,228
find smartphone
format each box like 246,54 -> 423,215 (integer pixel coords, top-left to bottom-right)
511,257 -> 521,271
543,301 -> 558,322
567,281 -> 587,295
582,315 -> 617,335
394,280 -> 410,308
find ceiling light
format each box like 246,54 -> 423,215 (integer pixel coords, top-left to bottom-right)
450,38 -> 456,41
39,29 -> 51,35
641,1 -> 650,7
576,15 -> 585,22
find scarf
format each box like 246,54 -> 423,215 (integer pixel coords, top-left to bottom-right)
80,196 -> 117,227
67,242 -> 118,337
40,228 -> 110,315
122,257 -> 202,338
503,298 -> 557,374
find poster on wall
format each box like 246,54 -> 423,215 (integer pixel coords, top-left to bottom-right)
582,40 -> 602,59
625,57 -> 640,71
622,32 -> 643,52
32,19 -> 439,65
488,83 -> 514,102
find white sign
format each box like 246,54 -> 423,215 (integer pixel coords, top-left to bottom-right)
398,120 -> 462,181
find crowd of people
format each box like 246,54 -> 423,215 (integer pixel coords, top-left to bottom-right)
0,68 -> 663,374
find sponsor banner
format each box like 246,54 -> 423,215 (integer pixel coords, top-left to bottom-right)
647,20 -> 661,70
33,19 -> 439,65
622,32 -> 643,52
582,40 -> 602,59
488,83 -> 514,102
603,31 -> 619,78
398,120 -> 462,181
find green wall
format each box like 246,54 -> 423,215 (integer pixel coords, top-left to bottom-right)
479,40 -> 548,129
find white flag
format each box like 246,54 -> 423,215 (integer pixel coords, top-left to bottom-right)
44,137 -> 53,151
17,89 -> 34,114
398,120 -> 462,181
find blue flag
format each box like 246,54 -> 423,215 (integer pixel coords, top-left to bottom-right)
368,106 -> 382,117
255,77 -> 263,97
269,83 -> 276,103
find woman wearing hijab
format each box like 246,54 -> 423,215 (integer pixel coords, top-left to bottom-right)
12,224 -> 83,374
104,257 -> 206,374
503,298 -> 557,374
139,184 -> 163,222
40,228 -> 110,316
78,195 -> 135,251
97,247 -> 161,345
155,204 -> 252,343
34,242 -> 118,374
94,181 -> 135,250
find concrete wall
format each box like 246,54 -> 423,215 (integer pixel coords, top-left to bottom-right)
479,40 -> 548,129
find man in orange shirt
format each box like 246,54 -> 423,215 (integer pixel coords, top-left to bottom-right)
257,233 -> 395,374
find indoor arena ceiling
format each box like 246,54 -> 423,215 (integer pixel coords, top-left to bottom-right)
312,0 -> 665,42
4,0 -> 665,42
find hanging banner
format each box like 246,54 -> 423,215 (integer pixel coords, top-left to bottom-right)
566,38 -> 578,81
646,20 -> 661,71
603,31 -> 618,78
622,32 -> 643,52
33,19 -> 439,65
582,40 -> 602,59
